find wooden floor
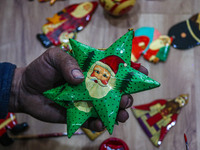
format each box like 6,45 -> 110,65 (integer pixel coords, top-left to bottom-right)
0,0 -> 199,149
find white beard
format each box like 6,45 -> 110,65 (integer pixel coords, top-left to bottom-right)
85,77 -> 112,99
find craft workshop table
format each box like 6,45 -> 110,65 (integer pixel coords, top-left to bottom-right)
0,0 -> 199,149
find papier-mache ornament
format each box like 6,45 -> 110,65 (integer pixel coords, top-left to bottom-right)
131,94 -> 189,147
99,0 -> 136,16
43,29 -> 160,138
0,113 -> 28,146
37,1 -> 98,48
131,27 -> 172,63
168,13 -> 200,50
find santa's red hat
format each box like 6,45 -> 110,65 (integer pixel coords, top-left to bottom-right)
95,55 -> 125,76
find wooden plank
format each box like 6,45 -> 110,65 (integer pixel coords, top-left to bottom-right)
0,0 -> 198,149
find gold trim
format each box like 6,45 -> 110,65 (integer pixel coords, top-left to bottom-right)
186,20 -> 200,43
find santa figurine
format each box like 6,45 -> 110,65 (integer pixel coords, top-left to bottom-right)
37,1 -> 98,48
132,94 -> 189,147
131,27 -> 172,63
143,35 -> 173,63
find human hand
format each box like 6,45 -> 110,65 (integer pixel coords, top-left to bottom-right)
9,48 -> 148,132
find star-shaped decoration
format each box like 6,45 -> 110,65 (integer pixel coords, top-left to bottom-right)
44,29 -> 160,138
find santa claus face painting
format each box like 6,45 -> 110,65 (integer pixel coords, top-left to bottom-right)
91,65 -> 111,86
85,55 -> 125,99
85,63 -> 116,99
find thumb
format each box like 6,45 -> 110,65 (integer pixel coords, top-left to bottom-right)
45,47 -> 84,85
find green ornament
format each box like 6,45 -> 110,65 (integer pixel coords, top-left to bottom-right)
44,29 -> 160,138
67,101 -> 98,138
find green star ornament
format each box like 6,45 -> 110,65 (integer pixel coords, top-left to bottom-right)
44,29 -> 160,137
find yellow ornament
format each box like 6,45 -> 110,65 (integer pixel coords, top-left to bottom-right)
99,0 -> 136,16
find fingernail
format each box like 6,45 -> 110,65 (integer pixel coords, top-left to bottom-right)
126,98 -> 132,108
72,69 -> 84,79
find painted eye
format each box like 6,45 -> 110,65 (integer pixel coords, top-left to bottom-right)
103,74 -> 108,78
95,70 -> 100,74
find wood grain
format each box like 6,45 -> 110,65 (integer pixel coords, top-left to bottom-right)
0,0 -> 199,149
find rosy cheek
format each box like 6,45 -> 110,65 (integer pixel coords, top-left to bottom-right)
101,80 -> 108,85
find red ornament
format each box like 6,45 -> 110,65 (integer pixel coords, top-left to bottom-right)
0,113 -> 28,146
37,1 -> 98,48
99,137 -> 129,150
